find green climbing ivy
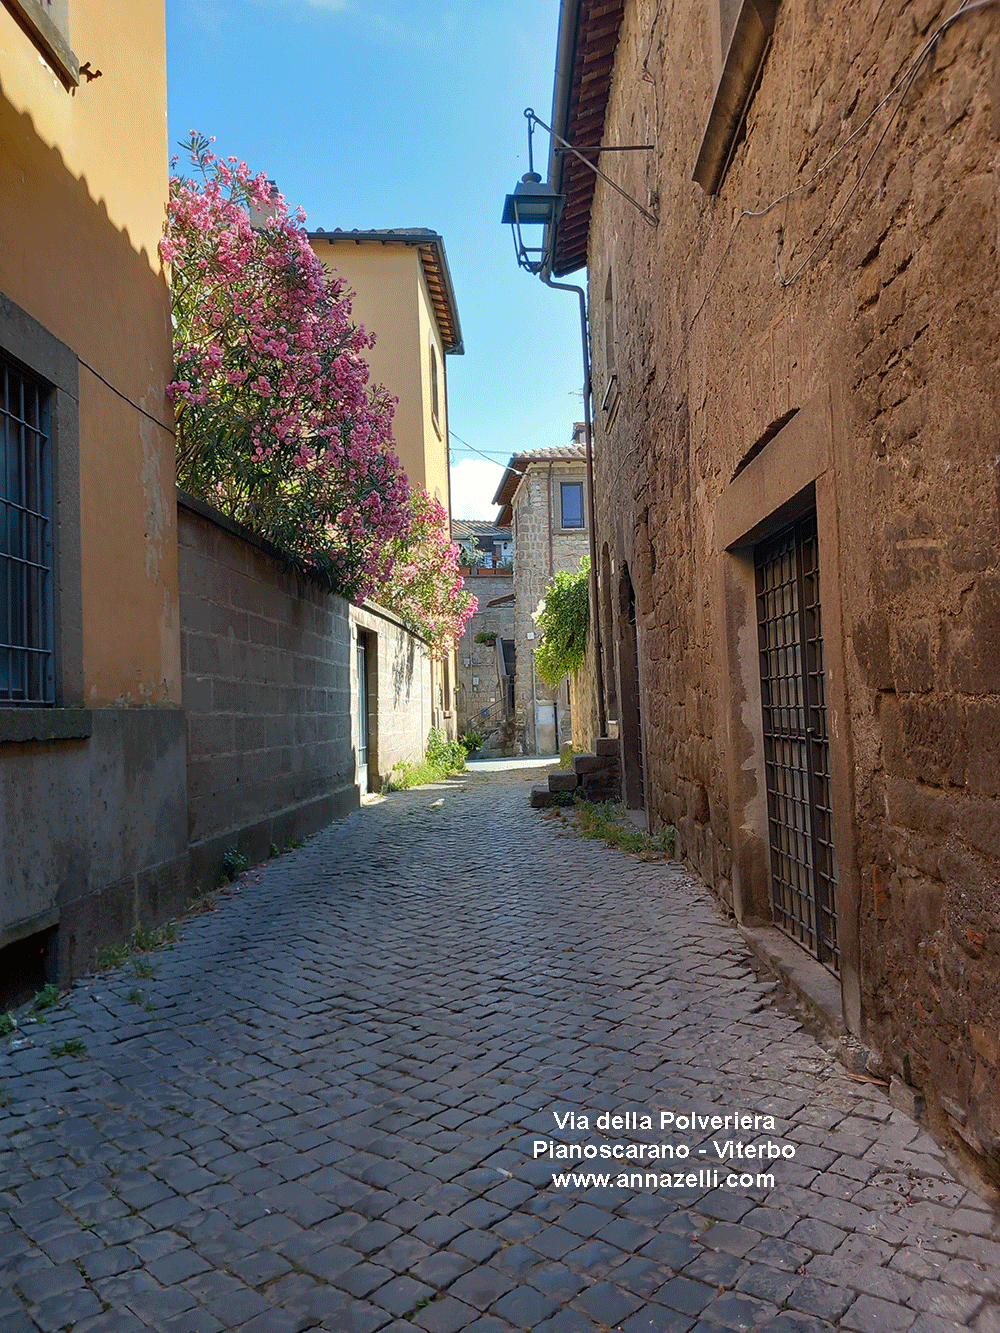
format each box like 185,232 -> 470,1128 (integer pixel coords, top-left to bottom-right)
534,557 -> 590,688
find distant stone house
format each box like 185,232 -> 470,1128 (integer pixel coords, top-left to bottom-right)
544,0 -> 1000,1179
494,433 -> 589,754
452,517 -> 513,571
451,520 -> 515,740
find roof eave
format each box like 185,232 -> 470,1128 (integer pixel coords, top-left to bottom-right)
546,0 -> 626,278
308,229 -> 464,355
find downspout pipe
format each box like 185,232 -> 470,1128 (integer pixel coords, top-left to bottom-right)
541,0 -> 607,739
539,269 -> 607,739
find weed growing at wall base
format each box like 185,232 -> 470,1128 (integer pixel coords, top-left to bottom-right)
548,797 -> 676,860
389,728 -> 467,790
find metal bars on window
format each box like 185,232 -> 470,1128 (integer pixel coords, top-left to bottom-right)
755,513 -> 839,973
1,354 -> 53,705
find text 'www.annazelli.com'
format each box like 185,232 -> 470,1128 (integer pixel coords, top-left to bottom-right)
549,1169 -> 776,1191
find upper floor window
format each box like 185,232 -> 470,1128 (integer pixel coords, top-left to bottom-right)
4,0 -> 79,86
560,481 -> 585,530
694,0 -> 780,195
1,353 -> 53,706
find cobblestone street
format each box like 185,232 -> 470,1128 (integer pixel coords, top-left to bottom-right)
3,766 -> 999,1333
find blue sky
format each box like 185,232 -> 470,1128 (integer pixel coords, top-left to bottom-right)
166,0 -> 583,518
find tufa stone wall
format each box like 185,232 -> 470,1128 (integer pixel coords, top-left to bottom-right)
582,0 -> 1000,1176
179,494 -> 358,884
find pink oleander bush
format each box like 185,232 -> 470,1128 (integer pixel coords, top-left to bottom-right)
162,132 -> 409,603
380,490 -> 477,656
162,133 -> 475,650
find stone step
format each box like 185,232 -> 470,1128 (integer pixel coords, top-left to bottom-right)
572,753 -> 603,775
548,770 -> 579,793
530,784 -> 554,808
593,736 -> 619,757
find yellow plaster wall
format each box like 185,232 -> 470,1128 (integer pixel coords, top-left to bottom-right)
414,264 -> 451,511
0,0 -> 179,704
311,238 -> 452,510
311,241 -> 428,489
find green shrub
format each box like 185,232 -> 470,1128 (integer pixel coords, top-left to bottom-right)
460,730 -> 484,753
388,729 -> 466,790
534,557 -> 590,687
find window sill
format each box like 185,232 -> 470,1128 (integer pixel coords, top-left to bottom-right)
0,707 -> 92,745
693,0 -> 779,195
4,0 -> 80,88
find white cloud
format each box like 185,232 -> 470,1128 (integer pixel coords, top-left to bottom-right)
450,458 -> 504,521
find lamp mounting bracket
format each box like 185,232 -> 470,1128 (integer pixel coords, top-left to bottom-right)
524,108 -> 658,227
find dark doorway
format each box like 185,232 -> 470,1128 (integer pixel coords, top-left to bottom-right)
754,513 -> 839,973
357,634 -> 370,793
618,564 -> 645,811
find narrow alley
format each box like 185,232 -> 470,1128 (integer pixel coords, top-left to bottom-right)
2,766 -> 998,1333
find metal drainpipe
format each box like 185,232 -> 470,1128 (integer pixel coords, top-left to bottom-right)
541,271 -> 607,739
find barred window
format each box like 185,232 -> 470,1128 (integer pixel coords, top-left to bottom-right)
1,354 -> 53,705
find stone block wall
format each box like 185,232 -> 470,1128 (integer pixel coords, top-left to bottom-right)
178,494 -> 357,886
582,0 -> 1000,1176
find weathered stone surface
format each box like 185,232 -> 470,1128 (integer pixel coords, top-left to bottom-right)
564,0 -> 1000,1178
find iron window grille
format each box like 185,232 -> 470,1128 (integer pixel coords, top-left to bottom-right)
1,353 -> 54,706
754,513 -> 839,973
560,480 -> 584,529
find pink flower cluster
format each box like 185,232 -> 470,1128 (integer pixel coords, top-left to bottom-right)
380,490 -> 477,656
161,133 -> 410,603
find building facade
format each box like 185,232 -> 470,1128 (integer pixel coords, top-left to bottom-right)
495,436 -> 589,755
545,0 -> 1000,1179
308,228 -> 465,738
0,0 -> 185,992
451,521 -> 515,741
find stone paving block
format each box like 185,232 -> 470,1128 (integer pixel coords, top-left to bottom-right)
371,1273 -> 437,1316
655,1276 -> 718,1315
451,1228 -> 504,1262
841,1293 -> 920,1332
788,1276 -> 855,1322
448,1266 -> 516,1311
492,1284 -> 561,1326
3,772 -> 997,1333
573,1280 -> 644,1324
623,1306 -> 697,1333
408,1295 -> 478,1333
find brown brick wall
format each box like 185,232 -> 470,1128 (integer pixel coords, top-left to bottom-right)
583,0 -> 1000,1175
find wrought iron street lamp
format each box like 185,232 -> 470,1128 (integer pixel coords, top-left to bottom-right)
501,172 -> 564,274
501,111 -> 656,738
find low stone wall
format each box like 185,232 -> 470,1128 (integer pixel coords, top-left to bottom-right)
179,494 -> 358,888
178,493 -> 435,887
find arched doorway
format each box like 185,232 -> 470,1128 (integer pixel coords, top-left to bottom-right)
617,564 -> 645,812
